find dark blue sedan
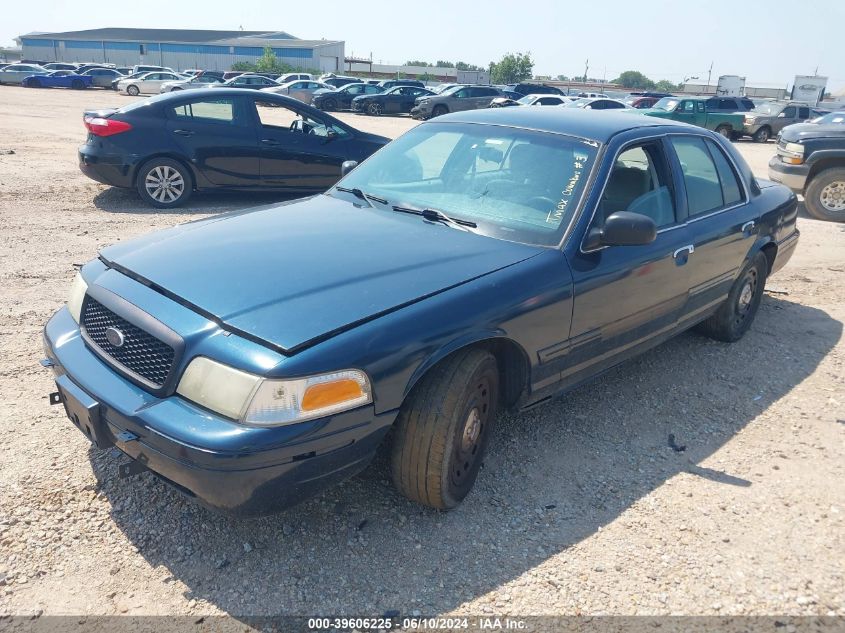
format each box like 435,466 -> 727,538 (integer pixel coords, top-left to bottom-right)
23,70 -> 92,89
43,108 -> 799,515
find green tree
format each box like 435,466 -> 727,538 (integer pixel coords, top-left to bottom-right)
455,61 -> 483,71
435,60 -> 454,68
405,60 -> 430,67
556,74 -> 570,81
489,52 -> 534,84
419,72 -> 432,82
612,70 -> 656,90
654,79 -> 680,92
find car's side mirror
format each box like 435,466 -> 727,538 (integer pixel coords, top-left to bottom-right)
584,211 -> 657,250
341,160 -> 358,176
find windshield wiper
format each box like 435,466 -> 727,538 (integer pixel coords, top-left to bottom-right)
392,205 -> 477,230
334,186 -> 387,206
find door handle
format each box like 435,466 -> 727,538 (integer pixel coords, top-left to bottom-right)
172,129 -> 194,136
261,138 -> 281,146
673,245 -> 694,258
741,220 -> 756,235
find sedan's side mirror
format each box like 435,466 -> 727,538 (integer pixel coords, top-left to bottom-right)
584,211 -> 657,250
341,160 -> 358,176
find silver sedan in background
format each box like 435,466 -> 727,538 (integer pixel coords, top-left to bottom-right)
160,75 -> 224,93
260,80 -> 332,104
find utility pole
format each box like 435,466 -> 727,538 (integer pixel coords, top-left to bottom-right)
583,59 -> 589,84
706,61 -> 713,93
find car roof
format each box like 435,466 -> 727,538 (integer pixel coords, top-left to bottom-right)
439,107 -> 693,142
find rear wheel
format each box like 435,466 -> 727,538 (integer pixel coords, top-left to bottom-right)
752,126 -> 771,143
432,104 -> 448,118
126,85 -> 140,96
390,348 -> 498,510
71,79 -> 85,90
715,125 -> 732,139
696,251 -> 767,342
136,158 -> 193,209
368,102 -> 384,116
28,78 -> 42,88
804,168 -> 845,222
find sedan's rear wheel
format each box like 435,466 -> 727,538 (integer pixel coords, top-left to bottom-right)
368,102 -> 384,116
696,251 -> 767,342
71,79 -> 85,90
126,85 -> 140,96
136,158 -> 193,209
390,348 -> 498,509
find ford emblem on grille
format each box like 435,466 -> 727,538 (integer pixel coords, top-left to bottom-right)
105,327 -> 126,348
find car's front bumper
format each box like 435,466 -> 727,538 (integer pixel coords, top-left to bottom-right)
43,307 -> 396,516
410,106 -> 430,120
768,155 -> 809,193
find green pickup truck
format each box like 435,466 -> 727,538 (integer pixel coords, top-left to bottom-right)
641,96 -> 749,139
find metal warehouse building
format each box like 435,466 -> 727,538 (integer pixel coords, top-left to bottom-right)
17,28 -> 345,73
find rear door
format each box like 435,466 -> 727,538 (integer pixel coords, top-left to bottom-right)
165,95 -> 260,186
251,96 -> 353,190
667,134 -> 757,319
469,86 -> 498,108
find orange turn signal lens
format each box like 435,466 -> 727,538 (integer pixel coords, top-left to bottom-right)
301,379 -> 364,411
782,156 -> 803,165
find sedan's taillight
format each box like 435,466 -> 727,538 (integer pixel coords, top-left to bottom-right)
84,116 -> 132,137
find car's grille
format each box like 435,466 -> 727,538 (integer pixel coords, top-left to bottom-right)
81,297 -> 175,388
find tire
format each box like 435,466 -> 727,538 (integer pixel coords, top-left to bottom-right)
696,251 -> 768,342
752,126 -> 771,143
135,158 -> 193,208
390,348 -> 498,510
29,78 -> 41,88
803,167 -> 845,222
368,102 -> 383,116
71,79 -> 85,90
322,98 -> 337,111
432,104 -> 448,118
171,87 -> 183,91
714,125 -> 732,139
126,85 -> 140,96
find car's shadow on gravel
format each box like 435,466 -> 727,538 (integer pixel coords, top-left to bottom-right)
92,187 -> 305,215
87,294 -> 841,617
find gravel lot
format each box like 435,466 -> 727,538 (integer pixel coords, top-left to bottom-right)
0,86 -> 843,620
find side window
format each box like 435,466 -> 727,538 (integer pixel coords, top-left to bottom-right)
706,140 -> 744,206
598,142 -> 677,228
782,106 -> 797,118
798,106 -> 810,119
453,89 -> 469,99
681,101 -> 695,112
365,85 -> 381,94
347,84 -> 363,94
670,136 -> 735,216
721,99 -> 738,110
696,101 -> 706,113
254,99 -> 348,138
171,98 -> 241,125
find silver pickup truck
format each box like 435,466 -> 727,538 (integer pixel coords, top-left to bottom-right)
740,102 -> 813,142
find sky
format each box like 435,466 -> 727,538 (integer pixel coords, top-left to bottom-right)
3,0 -> 843,92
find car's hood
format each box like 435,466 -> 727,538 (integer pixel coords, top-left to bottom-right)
640,108 -> 674,118
312,89 -> 339,97
780,122 -> 845,142
99,195 -> 543,354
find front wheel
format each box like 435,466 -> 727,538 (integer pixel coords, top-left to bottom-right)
126,85 -> 140,96
367,102 -> 383,116
71,79 -> 85,90
696,251 -> 768,342
322,98 -> 337,111
752,126 -> 771,143
390,349 -> 498,510
804,168 -> 845,222
431,105 -> 448,118
136,158 -> 193,208
28,78 -> 42,88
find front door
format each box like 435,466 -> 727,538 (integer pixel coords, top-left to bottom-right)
165,95 -> 260,187
251,97 -> 351,190
565,140 -> 693,383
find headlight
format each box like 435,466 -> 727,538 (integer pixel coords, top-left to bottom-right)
67,273 -> 88,324
176,358 -> 372,426
784,142 -> 804,154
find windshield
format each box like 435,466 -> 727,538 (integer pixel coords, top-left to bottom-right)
813,112 -> 845,124
752,103 -> 781,115
333,122 -> 599,247
652,97 -> 679,111
517,95 -> 535,105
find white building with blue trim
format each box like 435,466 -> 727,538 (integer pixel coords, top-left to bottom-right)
18,28 -> 344,73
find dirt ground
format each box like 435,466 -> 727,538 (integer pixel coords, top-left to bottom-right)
0,86 -> 843,620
